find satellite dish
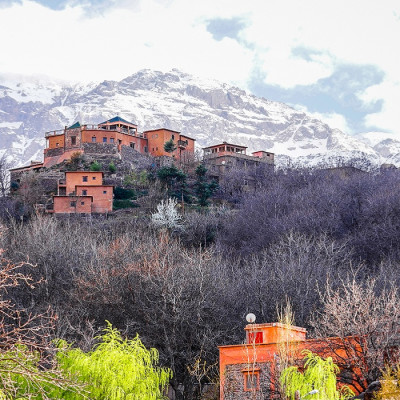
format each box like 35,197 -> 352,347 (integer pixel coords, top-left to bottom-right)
246,313 -> 256,323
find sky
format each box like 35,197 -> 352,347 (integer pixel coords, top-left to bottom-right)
0,0 -> 399,137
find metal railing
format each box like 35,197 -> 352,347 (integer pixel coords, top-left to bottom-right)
45,125 -> 145,138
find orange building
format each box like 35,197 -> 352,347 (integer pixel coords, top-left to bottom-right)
43,117 -> 195,167
49,171 -> 113,214
144,128 -> 195,162
219,322 -> 364,400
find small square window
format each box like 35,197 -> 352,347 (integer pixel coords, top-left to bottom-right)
56,143 -> 59,147
82,176 -> 88,182
92,137 -> 96,143
103,190 -> 107,194
130,142 -> 135,148
70,201 -> 76,207
82,190 -> 87,196
103,137 -> 107,143
81,201 -> 85,205
92,177 -> 96,180
244,372 -> 259,391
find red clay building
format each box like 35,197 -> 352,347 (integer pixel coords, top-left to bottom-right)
219,322 -> 364,399
43,117 -> 195,167
49,171 -> 113,214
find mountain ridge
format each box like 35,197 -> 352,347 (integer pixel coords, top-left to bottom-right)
0,69 -> 397,168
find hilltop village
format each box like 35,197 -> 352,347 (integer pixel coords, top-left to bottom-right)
9,115 -> 274,214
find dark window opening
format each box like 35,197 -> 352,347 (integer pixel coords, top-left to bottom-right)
103,137 -> 107,143
244,372 -> 259,391
103,190 -> 107,194
70,201 -> 76,207
82,176 -> 88,182
82,190 -> 87,196
71,136 -> 76,145
92,177 -> 96,180
81,201 -> 85,205
130,143 -> 135,149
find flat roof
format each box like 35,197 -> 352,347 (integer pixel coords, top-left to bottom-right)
179,134 -> 196,141
65,171 -> 103,174
203,143 -> 247,150
144,128 -> 181,134
9,163 -> 43,172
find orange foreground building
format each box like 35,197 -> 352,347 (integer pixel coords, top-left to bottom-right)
219,322 -> 364,399
48,171 -> 113,214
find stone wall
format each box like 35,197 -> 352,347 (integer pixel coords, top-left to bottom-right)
83,142 -> 119,155
120,145 -> 153,169
65,127 -> 82,150
223,362 -> 273,400
45,147 -> 64,158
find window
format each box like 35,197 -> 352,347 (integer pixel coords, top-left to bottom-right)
82,190 -> 87,196
152,134 -> 158,139
56,142 -> 59,147
103,190 -> 107,194
71,136 -> 76,145
70,201 -> 76,207
248,331 -> 263,344
144,146 -> 148,153
92,137 -> 96,143
171,134 -> 175,140
110,138 -> 114,143
244,372 -> 259,391
82,176 -> 88,182
130,143 -> 135,149
103,137 -> 107,143
81,201 -> 85,205
92,177 -> 96,180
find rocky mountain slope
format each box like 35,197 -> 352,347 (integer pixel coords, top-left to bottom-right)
0,69 -> 397,168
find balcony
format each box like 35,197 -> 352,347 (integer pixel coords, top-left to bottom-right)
177,140 -> 188,149
45,129 -> 64,138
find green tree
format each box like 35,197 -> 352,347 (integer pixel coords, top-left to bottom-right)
109,162 -> 117,174
194,164 -> 218,207
163,139 -> 177,154
57,321 -> 172,400
157,165 -> 187,200
280,351 -> 354,400
90,161 -> 101,171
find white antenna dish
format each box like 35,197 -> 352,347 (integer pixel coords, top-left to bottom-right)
246,313 -> 256,323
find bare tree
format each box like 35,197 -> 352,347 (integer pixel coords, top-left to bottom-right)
0,155 -> 10,197
310,277 -> 400,392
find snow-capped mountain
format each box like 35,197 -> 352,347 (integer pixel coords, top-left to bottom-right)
0,69 -> 396,168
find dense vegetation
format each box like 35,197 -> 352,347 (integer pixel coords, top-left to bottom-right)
1,161 -> 400,398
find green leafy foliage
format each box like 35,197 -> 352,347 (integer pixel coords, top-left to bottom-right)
109,162 -> 117,174
280,351 -> 354,400
57,322 -> 172,400
163,139 -> 177,154
89,161 -> 101,172
114,187 -> 136,200
123,170 -> 150,189
113,199 -> 139,210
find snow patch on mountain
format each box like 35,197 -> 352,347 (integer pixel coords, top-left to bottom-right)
0,69 -> 396,169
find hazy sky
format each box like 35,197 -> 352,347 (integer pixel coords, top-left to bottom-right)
0,0 -> 399,136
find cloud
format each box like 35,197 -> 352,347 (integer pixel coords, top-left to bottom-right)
0,0 -> 399,135
206,17 -> 247,41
